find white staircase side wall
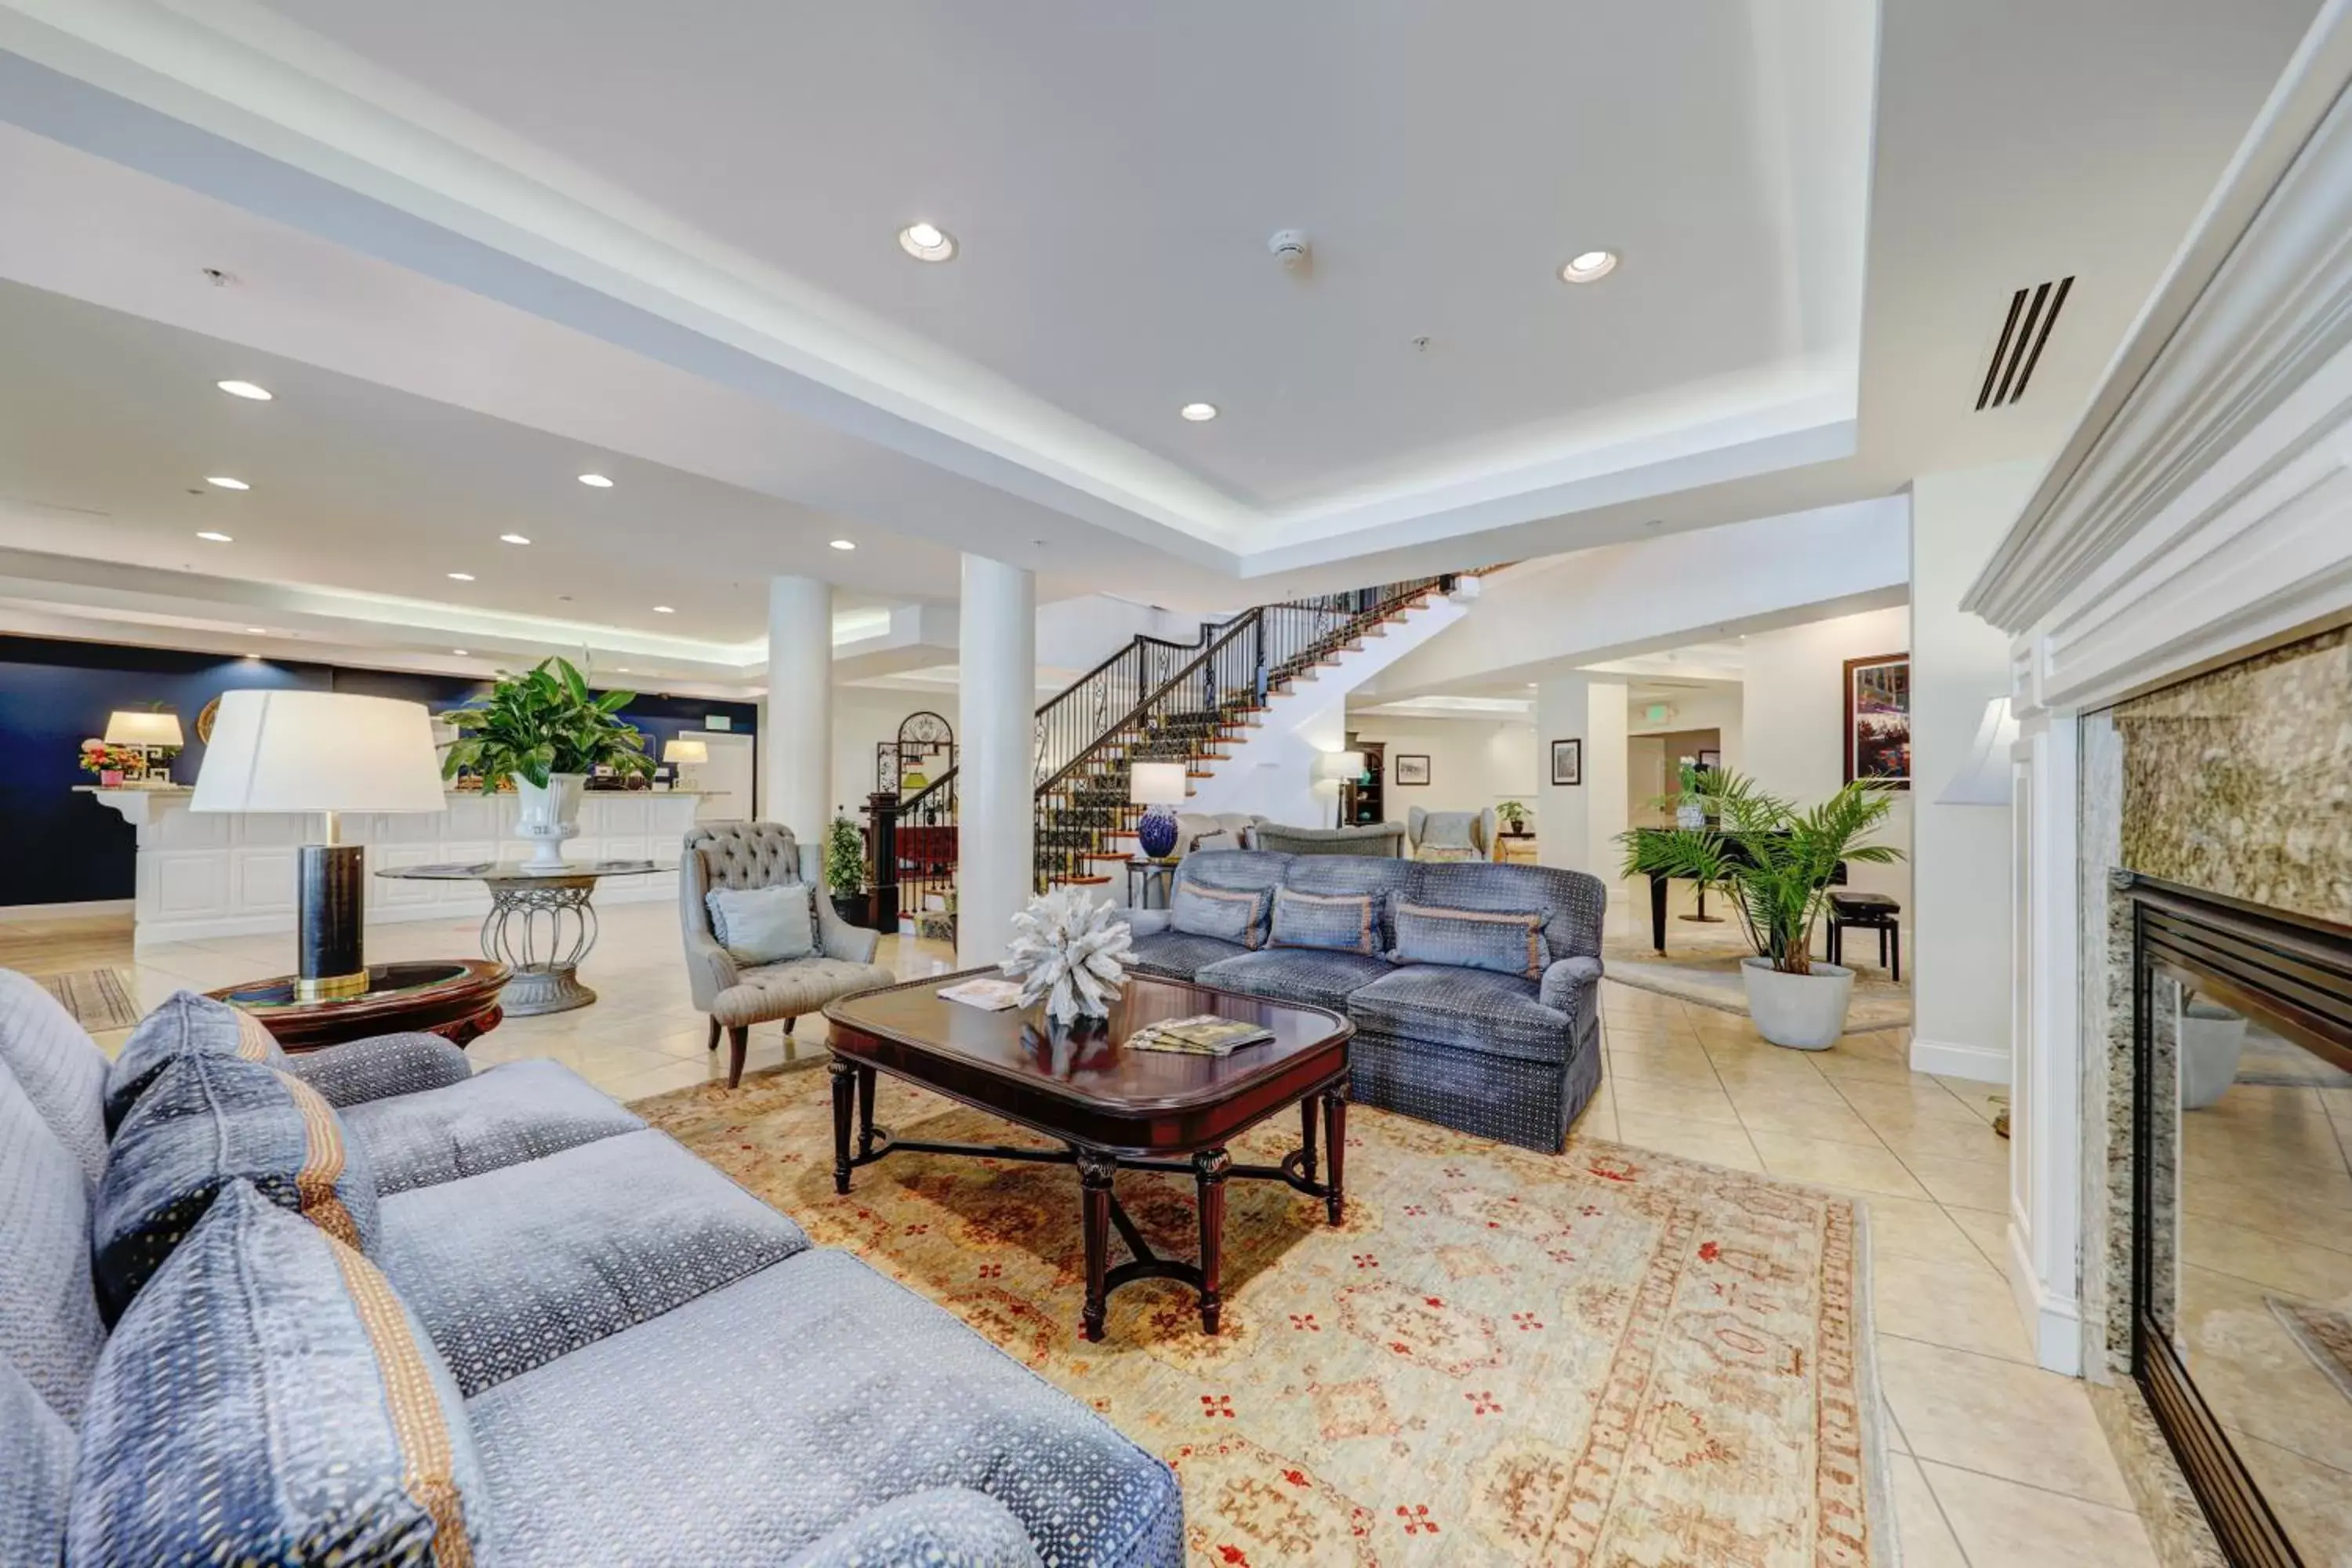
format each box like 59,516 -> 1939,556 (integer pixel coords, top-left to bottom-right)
1185,590 -> 1472,829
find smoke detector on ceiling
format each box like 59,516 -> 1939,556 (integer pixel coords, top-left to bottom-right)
1269,229 -> 1312,270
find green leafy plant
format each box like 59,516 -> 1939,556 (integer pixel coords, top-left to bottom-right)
823,811 -> 866,898
1618,768 -> 1903,976
1496,800 -> 1530,833
438,657 -> 652,789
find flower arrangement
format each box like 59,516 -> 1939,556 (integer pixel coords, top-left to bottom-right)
77,741 -> 146,779
1000,887 -> 1134,1023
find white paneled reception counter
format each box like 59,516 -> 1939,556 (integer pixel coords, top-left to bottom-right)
82,786 -> 709,948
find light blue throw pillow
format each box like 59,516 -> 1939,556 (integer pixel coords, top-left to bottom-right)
1169,883 -> 1270,949
1388,898 -> 1552,980
706,883 -> 818,965
1269,887 -> 1378,955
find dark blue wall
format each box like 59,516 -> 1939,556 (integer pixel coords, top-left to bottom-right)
0,637 -> 757,907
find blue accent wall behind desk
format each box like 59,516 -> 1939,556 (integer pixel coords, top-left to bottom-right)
0,637 -> 757,909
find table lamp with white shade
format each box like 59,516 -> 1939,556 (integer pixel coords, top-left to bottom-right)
103,710 -> 183,782
1130,761 -> 1189,860
192,691 -> 448,1000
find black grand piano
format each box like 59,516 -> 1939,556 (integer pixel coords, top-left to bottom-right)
1628,826 -> 1846,954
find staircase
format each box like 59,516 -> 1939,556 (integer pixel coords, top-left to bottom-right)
885,575 -> 1461,927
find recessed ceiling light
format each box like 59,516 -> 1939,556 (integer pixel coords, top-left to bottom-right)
1559,249 -> 1619,284
577,473 -> 614,488
829,539 -> 856,551
245,627 -> 267,635
196,530 -> 233,543
447,572 -> 475,582
616,667 -> 631,674
452,648 -> 469,655
1179,402 -> 1218,422
653,604 -> 675,614
216,379 -> 272,401
205,475 -> 250,490
499,532 -> 531,545
897,221 -> 956,262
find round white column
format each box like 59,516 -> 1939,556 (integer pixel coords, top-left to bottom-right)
763,575 -> 833,848
957,553 -> 1036,966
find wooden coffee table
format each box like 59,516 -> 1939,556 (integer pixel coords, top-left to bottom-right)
823,971 -> 1352,1341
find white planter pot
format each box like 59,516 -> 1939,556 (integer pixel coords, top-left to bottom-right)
1740,956 -> 1857,1050
2179,1000 -> 2249,1110
513,773 -> 586,869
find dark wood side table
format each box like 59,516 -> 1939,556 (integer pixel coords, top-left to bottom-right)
208,959 -> 510,1053
824,970 -> 1351,1341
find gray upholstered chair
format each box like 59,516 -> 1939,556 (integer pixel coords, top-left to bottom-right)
680,822 -> 896,1087
1247,821 -> 1407,857
1407,806 -> 1498,862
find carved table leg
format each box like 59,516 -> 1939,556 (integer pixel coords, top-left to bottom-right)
1194,1148 -> 1230,1334
1299,1094 -> 1319,1187
1078,1147 -> 1117,1343
829,1059 -> 857,1194
856,1065 -> 877,1159
1323,1088 -> 1348,1226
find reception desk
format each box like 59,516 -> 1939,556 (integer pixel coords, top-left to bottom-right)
82,786 -> 710,949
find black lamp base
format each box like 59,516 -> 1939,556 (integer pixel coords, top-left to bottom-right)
296,843 -> 368,1001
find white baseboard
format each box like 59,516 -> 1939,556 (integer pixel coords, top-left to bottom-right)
2007,1218 -> 2085,1376
1909,1036 -> 2009,1083
0,898 -> 134,922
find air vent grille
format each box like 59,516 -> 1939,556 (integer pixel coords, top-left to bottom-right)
1976,276 -> 2074,410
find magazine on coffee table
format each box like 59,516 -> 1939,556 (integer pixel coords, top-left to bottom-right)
1127,1013 -> 1275,1056
938,977 -> 1024,1011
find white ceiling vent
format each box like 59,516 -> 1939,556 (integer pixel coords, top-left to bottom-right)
1976,277 -> 2074,409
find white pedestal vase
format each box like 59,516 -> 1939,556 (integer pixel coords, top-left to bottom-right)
2179,1000 -> 2249,1109
1740,957 -> 1857,1050
513,773 -> 586,869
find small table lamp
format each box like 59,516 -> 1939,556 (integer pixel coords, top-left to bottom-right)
104,710 -> 184,781
663,738 -> 709,767
1130,761 -> 1189,859
193,691 -> 447,1000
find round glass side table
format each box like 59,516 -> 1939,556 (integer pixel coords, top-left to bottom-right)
374,859 -> 675,1016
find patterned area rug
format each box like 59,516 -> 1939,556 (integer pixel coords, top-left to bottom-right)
2270,1296 -> 2352,1404
37,967 -> 141,1033
637,1069 -> 1891,1566
1602,927 -> 1912,1034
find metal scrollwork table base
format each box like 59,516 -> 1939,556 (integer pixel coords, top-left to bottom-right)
373,858 -> 675,1016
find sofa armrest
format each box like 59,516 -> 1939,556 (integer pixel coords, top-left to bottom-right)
780,1487 -> 1041,1568
278,1032 -> 471,1107
1539,955 -> 1603,1014
1122,908 -> 1173,938
815,890 -> 881,964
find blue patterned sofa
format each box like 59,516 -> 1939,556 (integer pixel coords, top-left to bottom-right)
0,971 -> 1180,1567
1123,850 -> 1606,1152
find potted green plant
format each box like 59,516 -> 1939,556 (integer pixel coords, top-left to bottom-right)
1496,800 -> 1532,837
1619,768 -> 1904,1048
824,811 -> 869,927
439,657 -> 652,868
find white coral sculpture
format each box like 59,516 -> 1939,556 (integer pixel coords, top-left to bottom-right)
1001,887 -> 1135,1023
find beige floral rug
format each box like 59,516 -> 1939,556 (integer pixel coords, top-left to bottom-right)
637,1069 -> 1891,1566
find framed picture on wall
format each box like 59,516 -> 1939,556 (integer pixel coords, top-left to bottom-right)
1843,652 -> 1911,787
1394,753 -> 1432,786
1697,748 -> 1721,771
1550,739 -> 1582,786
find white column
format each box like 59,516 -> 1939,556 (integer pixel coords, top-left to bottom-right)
764,575 -> 833,846
957,553 -> 1036,966
1534,673 -> 1628,880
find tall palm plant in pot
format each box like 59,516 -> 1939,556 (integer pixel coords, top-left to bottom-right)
1619,768 -> 1903,1049
439,658 -> 652,867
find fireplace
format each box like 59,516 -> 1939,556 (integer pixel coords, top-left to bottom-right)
2122,872 -> 2352,1566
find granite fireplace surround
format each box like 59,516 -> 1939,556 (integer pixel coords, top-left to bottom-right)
2077,626 -> 2352,1567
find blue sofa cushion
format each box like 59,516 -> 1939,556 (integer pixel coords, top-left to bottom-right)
1196,948 -> 1393,1014
1269,887 -> 1378,955
0,1069 -> 104,1423
341,1059 -> 643,1196
94,1053 -> 379,1323
465,1248 -> 1181,1568
1,1358 -> 73,1568
1410,861 -> 1606,968
373,1128 -> 809,1396
1390,898 -> 1552,980
1167,882 -> 1269,949
0,970 -> 109,1183
67,1181 -> 488,1567
1282,855 -> 1418,951
782,1487 -> 1042,1568
1125,930 -> 1250,981
103,989 -> 287,1134
1347,964 -> 1577,1065
279,1032 -> 474,1109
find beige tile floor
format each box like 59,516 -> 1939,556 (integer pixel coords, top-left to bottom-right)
1,898 -> 2151,1567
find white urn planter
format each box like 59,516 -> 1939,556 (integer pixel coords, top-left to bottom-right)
513,772 -> 586,869
2179,1000 -> 2249,1109
1740,957 -> 1857,1050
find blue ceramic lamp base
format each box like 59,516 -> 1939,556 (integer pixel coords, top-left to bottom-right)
1137,805 -> 1179,860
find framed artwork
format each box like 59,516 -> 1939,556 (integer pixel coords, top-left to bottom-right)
1550,739 -> 1582,787
1843,653 -> 1911,787
1697,748 -> 1721,771
1394,753 -> 1432,786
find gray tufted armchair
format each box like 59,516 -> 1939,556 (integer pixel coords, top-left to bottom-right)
680,822 -> 897,1087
